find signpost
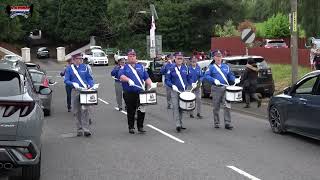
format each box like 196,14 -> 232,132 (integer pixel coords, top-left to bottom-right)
241,28 -> 255,55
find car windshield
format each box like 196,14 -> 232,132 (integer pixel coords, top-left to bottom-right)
30,72 -> 44,83
38,47 -> 48,51
5,56 -> 19,61
0,70 -> 21,96
268,41 -> 286,46
224,58 -> 268,68
93,52 -> 105,57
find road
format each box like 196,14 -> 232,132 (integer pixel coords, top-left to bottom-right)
3,58 -> 320,180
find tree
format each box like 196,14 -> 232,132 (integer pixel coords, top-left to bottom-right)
264,13 -> 290,38
213,20 -> 239,37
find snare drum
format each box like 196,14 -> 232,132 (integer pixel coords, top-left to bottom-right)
225,86 -> 243,102
80,89 -> 98,105
179,91 -> 196,111
139,90 -> 157,105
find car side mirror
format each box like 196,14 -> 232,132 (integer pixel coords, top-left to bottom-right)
283,86 -> 291,95
49,79 -> 55,85
38,86 -> 52,95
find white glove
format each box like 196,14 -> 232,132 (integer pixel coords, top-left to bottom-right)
150,82 -> 158,89
214,79 -> 221,86
172,85 -> 179,92
128,79 -> 135,86
191,83 -> 197,89
234,78 -> 240,85
72,82 -> 80,89
91,83 -> 99,90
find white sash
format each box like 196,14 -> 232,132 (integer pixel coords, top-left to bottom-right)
71,64 -> 88,88
213,64 -> 229,86
128,64 -> 145,90
175,66 -> 186,91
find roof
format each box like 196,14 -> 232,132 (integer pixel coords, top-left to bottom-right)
222,55 -> 264,60
0,60 -> 27,75
28,68 -> 45,74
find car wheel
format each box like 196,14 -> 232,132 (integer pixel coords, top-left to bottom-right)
268,105 -> 285,134
9,155 -> 41,180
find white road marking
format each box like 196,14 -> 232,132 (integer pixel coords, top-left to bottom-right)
146,124 -> 185,144
114,107 -> 127,115
98,98 -> 109,105
227,166 -> 261,180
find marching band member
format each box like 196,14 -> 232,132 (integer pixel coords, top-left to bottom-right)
204,50 -> 239,130
160,54 -> 174,109
111,58 -> 125,111
165,52 -> 190,132
118,49 -> 156,134
64,53 -> 95,137
187,56 -> 204,119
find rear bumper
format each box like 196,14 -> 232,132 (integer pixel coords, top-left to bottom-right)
0,140 -> 40,166
93,60 -> 108,65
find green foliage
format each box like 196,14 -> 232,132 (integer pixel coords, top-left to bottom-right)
213,20 -> 239,37
255,22 -> 266,37
264,13 -> 290,38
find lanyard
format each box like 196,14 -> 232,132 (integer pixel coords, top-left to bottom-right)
71,64 -> 88,88
213,64 -> 229,85
128,64 -> 145,90
175,66 -> 186,91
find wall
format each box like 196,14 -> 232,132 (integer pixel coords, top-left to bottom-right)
211,37 -> 311,67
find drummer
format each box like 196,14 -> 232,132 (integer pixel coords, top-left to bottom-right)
187,56 -> 204,119
64,53 -> 95,137
204,50 -> 240,130
118,49 -> 155,134
111,58 -> 125,111
160,54 -> 174,109
165,52 -> 190,132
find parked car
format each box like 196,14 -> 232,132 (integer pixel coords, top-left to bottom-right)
36,47 -> 50,58
1,55 -> 21,62
0,60 -> 44,179
202,56 -> 275,98
114,50 -> 128,63
138,60 -> 164,82
263,39 -> 288,48
83,48 -> 108,66
28,68 -> 53,116
268,70 -> 320,140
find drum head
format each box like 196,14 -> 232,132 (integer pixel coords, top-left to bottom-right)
179,92 -> 196,100
226,86 -> 243,91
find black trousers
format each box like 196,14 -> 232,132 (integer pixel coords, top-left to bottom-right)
123,92 -> 145,129
245,92 -> 260,105
65,85 -> 72,109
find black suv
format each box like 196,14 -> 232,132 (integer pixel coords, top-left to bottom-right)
202,56 -> 275,98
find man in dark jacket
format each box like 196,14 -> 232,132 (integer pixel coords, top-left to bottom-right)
242,58 -> 262,108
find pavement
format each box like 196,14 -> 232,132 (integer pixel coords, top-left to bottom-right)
2,58 -> 320,180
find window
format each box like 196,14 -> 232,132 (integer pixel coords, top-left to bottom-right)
0,70 -> 21,96
225,59 -> 248,65
295,76 -> 318,94
30,72 -> 44,83
93,52 -> 105,57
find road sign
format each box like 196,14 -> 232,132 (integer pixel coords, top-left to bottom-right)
241,28 -> 255,44
292,11 -> 297,32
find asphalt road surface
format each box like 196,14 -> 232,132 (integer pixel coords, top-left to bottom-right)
3,58 -> 320,180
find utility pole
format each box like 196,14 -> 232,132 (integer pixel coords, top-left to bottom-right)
290,0 -> 298,84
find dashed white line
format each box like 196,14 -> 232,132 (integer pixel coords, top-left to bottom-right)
146,124 -> 185,144
227,166 -> 261,180
98,98 -> 109,105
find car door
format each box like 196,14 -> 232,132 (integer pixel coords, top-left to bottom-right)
286,75 -> 320,135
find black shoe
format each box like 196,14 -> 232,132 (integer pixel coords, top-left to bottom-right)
214,124 -> 220,129
190,114 -> 194,118
129,129 -> 135,134
138,128 -> 146,133
197,113 -> 203,119
181,126 -> 186,130
257,100 -> 262,108
89,119 -> 92,125
176,127 -> 181,132
77,129 -> 83,136
225,124 -> 234,130
68,108 -> 71,112
84,130 -> 92,137
244,104 -> 250,108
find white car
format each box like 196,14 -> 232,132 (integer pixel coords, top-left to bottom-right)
83,49 -> 108,66
114,51 -> 128,62
2,54 -> 22,62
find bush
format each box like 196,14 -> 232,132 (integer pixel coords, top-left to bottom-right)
264,13 -> 290,38
213,19 -> 239,37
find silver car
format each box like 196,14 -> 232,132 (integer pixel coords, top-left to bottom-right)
0,60 -> 44,180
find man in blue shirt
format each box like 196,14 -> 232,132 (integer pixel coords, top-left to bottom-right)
111,58 -> 125,111
60,58 -> 73,112
64,53 -> 94,136
165,52 -> 190,132
188,56 -> 204,119
205,50 -> 240,130
118,49 -> 155,134
160,54 -> 174,109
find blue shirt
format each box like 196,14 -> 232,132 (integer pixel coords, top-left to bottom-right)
64,64 -> 94,88
111,65 -> 122,82
188,64 -> 204,85
205,63 -> 235,85
118,63 -> 150,93
165,64 -> 189,91
160,62 -> 173,75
